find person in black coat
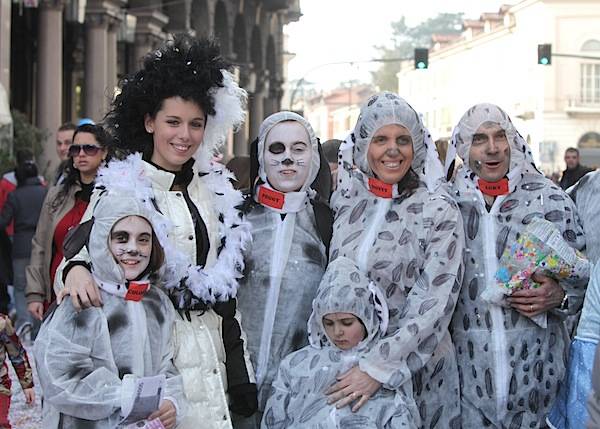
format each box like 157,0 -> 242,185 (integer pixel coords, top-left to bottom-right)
560,147 -> 594,190
0,158 -> 47,338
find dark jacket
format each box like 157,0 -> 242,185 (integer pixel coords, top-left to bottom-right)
560,164 -> 594,190
0,177 -> 47,258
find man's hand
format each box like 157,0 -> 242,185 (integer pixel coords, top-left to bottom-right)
325,366 -> 381,412
507,272 -> 564,317
27,302 -> 44,321
148,399 -> 176,429
58,265 -> 102,310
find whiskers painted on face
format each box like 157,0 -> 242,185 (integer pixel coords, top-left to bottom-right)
269,158 -> 305,167
115,248 -> 149,258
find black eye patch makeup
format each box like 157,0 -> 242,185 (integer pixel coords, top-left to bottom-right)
268,142 -> 286,154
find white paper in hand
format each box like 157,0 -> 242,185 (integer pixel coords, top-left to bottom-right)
120,374 -> 166,426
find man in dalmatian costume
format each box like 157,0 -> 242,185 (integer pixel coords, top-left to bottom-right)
446,103 -> 588,428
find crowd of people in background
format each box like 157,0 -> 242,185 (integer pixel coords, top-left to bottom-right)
0,34 -> 599,429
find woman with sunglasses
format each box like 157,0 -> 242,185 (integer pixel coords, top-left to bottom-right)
25,123 -> 108,322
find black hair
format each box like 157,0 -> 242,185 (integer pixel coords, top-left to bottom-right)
52,124 -> 110,211
104,34 -> 231,158
565,147 -> 579,156
15,159 -> 38,186
397,168 -> 420,195
147,229 -> 165,278
321,139 -> 342,164
226,156 -> 251,191
15,149 -> 33,165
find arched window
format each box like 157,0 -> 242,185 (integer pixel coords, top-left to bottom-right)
580,39 -> 600,105
582,39 -> 600,52
579,132 -> 600,149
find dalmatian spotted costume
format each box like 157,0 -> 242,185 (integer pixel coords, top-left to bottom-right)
235,112 -> 331,427
446,103 -> 588,428
329,92 -> 465,428
262,257 -> 418,429
34,190 -> 184,428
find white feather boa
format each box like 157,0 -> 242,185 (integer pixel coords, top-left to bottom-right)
95,153 -> 251,309
195,69 -> 247,161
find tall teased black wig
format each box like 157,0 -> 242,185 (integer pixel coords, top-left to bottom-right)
104,34 -> 231,158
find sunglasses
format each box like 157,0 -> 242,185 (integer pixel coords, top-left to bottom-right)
68,144 -> 102,157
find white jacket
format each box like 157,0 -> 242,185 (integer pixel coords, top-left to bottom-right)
174,309 -> 231,429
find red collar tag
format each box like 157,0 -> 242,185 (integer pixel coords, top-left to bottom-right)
368,177 -> 393,198
258,186 -> 285,210
125,281 -> 150,302
478,178 -> 510,196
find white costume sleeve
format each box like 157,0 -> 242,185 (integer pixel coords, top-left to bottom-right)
34,302 -> 123,420
261,359 -> 293,429
159,295 -> 187,422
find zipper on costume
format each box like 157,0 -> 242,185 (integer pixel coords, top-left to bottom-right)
481,205 -> 509,419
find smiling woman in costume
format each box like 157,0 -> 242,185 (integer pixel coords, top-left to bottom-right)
326,92 -> 465,428
54,35 -> 255,428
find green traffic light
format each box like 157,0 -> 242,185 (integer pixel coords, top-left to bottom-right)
417,61 -> 426,69
540,57 -> 549,65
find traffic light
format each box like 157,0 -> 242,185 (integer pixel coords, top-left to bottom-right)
414,48 -> 429,70
538,44 -> 552,65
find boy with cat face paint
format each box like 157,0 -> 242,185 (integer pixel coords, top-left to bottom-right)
233,112 -> 332,428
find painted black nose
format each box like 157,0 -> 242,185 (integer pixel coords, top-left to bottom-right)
281,158 -> 294,166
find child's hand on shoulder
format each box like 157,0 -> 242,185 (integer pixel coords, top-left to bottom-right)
23,388 -> 35,405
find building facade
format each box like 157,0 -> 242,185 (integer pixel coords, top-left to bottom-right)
0,0 -> 301,173
299,83 -> 373,141
397,0 -> 600,173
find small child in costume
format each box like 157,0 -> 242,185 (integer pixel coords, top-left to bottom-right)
0,313 -> 34,429
34,189 -> 184,428
261,257 -> 417,429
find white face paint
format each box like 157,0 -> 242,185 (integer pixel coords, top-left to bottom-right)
109,216 -> 153,281
264,121 -> 312,193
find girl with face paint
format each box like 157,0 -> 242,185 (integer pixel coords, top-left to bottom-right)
234,111 -> 333,428
34,193 -> 184,429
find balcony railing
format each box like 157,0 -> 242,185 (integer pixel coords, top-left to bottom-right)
566,96 -> 600,114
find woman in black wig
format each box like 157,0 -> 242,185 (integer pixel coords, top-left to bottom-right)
56,35 -> 256,428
